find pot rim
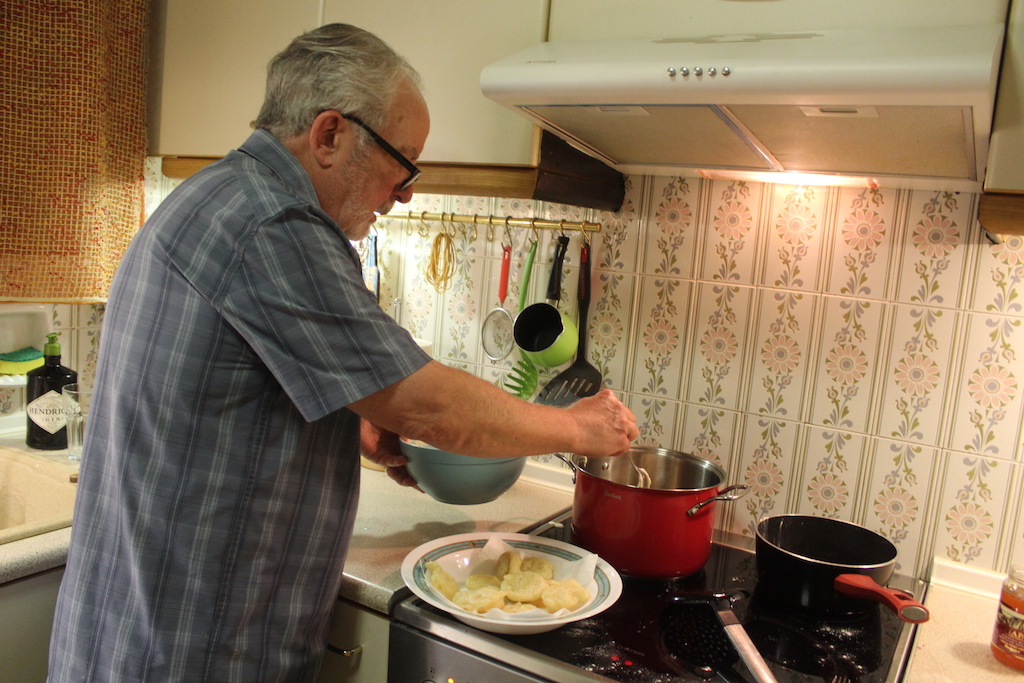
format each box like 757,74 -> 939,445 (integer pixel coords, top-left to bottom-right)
755,514 -> 898,571
572,446 -> 727,493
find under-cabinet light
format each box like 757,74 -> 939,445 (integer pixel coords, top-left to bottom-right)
697,169 -> 879,188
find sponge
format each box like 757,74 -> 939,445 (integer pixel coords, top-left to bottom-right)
0,346 -> 44,375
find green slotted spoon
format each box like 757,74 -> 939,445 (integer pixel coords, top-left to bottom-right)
503,239 -> 539,399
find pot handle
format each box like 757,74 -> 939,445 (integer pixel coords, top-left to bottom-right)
554,453 -> 581,482
834,574 -> 930,623
686,484 -> 749,517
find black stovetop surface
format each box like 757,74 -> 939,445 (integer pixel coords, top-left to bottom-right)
395,511 -> 926,683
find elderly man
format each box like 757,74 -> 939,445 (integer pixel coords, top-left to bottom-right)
47,23 -> 638,683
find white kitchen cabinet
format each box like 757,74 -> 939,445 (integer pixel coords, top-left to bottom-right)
147,0 -> 321,157
315,598 -> 390,683
548,0 -> 1010,41
978,0 -> 1024,235
0,567 -> 64,683
986,0 -> 1024,194
152,0 -> 625,210
320,0 -> 547,166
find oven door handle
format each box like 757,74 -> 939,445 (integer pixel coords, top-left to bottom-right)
326,642 -> 363,657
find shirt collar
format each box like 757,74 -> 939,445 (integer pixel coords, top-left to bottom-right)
237,129 -> 322,210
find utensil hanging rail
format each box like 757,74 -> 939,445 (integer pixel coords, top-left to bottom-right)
390,211 -> 601,235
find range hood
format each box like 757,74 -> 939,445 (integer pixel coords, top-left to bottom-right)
481,24 -> 1006,191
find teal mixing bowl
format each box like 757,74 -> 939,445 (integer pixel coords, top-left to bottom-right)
398,439 -> 525,505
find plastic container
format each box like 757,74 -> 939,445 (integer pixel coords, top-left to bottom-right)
991,564 -> 1024,670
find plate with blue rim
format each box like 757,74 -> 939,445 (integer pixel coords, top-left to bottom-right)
401,531 -> 622,635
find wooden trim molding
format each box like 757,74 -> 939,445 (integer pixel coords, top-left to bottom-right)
158,132 -> 626,213
161,156 -> 218,179
979,192 -> 1024,236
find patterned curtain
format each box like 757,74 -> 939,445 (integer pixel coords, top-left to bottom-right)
0,0 -> 148,302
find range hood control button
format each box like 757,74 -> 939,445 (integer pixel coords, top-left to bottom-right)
694,67 -> 703,76
680,67 -> 689,76
667,67 -> 676,77
708,67 -> 717,76
722,67 -> 731,75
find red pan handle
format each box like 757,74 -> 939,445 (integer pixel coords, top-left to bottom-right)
498,244 -> 512,304
834,574 -> 930,623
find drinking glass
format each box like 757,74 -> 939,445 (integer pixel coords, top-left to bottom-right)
62,383 -> 91,461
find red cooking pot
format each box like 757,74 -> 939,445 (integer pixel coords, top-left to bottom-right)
755,514 -> 929,623
568,447 -> 747,578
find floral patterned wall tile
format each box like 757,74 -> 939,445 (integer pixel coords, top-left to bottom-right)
893,190 -> 975,308
594,176 -> 644,275
678,402 -> 743,484
797,425 -> 867,521
644,176 -> 700,280
825,187 -> 899,301
873,302 -> 959,448
864,436 -> 943,578
750,287 -> 820,422
628,392 -> 681,450
936,449 -> 1015,568
687,281 -> 755,413
587,270 -> 636,392
631,273 -> 693,411
946,310 -> 1024,460
806,294 -> 885,433
760,184 -> 831,293
700,179 -> 763,286
731,414 -> 804,537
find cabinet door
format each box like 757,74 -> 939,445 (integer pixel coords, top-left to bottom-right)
0,567 -> 64,683
322,0 -> 546,165
148,0 -> 321,156
549,0 -> 1009,41
316,599 -> 390,683
986,0 -> 1024,193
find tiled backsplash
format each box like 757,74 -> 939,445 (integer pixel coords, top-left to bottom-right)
5,159 -> 1022,582
385,178 -> 1024,581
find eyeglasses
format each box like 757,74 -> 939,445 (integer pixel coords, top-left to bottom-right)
340,113 -> 421,191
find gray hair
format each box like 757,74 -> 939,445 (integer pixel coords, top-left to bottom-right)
254,23 -> 421,141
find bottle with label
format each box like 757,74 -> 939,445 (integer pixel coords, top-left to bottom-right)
992,564 -> 1024,670
25,333 -> 77,450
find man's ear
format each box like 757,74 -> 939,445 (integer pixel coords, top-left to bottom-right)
308,110 -> 356,169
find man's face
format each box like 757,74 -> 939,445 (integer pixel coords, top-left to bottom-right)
333,78 -> 430,241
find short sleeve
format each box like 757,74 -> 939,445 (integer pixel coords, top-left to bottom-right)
220,209 -> 430,422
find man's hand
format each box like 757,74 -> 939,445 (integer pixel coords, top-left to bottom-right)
359,419 -> 422,490
565,389 -> 640,458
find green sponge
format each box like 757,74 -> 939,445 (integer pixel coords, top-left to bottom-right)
0,346 -> 44,375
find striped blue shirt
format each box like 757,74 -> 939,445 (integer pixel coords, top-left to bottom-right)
48,130 -> 430,682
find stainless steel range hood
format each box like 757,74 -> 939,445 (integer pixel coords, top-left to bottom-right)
480,24 -> 1006,191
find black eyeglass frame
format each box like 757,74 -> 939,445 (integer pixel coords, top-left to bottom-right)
338,112 -> 421,190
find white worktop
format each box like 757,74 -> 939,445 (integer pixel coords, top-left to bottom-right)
337,463 -> 573,613
904,558 -> 1023,681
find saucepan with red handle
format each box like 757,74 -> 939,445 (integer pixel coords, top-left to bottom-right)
754,514 -> 929,624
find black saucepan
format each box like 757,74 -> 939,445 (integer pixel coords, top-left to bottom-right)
755,515 -> 929,624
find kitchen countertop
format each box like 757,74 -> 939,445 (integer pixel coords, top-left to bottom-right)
337,464 -> 573,614
903,559 -> 1023,681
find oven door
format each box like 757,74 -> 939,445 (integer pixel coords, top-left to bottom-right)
389,621 -> 556,683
